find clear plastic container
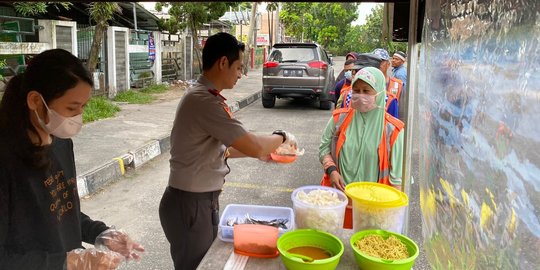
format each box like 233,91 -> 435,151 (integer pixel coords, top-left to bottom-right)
291,185 -> 348,237
233,224 -> 279,258
218,204 -> 295,242
345,182 -> 409,234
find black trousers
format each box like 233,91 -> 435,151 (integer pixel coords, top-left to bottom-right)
159,186 -> 221,270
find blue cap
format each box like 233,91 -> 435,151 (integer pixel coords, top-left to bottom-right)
372,48 -> 390,61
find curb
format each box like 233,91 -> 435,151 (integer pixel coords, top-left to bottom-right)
78,90 -> 262,197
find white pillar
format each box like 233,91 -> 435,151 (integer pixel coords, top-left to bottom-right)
37,20 -> 56,49
106,26 -> 129,98
106,26 -> 117,98
37,20 -> 77,54
153,31 -> 162,84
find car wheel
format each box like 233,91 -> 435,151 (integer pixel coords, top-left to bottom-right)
262,92 -> 275,108
319,100 -> 332,110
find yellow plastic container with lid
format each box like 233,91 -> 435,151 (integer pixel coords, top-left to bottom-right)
345,182 -> 409,234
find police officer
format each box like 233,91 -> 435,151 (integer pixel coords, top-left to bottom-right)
158,32 -> 297,270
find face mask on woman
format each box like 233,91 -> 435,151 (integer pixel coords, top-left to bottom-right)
35,95 -> 83,138
344,70 -> 353,81
351,91 -> 383,113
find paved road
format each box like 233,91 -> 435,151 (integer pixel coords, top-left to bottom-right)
80,57 -> 432,270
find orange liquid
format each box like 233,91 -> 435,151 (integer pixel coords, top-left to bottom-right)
288,246 -> 332,260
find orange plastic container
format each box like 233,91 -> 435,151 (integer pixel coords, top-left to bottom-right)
270,153 -> 297,163
233,224 -> 280,258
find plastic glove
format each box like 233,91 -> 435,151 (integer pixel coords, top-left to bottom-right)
66,248 -> 124,270
94,228 -> 145,261
282,131 -> 298,149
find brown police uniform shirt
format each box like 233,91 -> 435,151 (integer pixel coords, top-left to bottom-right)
168,75 -> 248,192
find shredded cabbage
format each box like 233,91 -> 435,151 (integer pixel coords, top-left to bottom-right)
352,204 -> 406,233
294,189 -> 346,236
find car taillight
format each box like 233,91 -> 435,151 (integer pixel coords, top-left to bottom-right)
308,61 -> 327,70
263,61 -> 279,68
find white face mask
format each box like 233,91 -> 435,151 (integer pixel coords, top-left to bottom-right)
351,91 -> 383,113
344,70 -> 353,81
35,95 -> 83,139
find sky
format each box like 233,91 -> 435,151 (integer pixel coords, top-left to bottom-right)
353,3 -> 382,26
139,2 -> 382,27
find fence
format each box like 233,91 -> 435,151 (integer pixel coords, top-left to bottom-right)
129,52 -> 154,88
77,25 -> 108,97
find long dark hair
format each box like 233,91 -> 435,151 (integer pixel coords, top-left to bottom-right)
0,49 -> 93,169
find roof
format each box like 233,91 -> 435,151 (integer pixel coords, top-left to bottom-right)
116,2 -> 160,31
0,2 -> 161,31
219,10 -> 251,24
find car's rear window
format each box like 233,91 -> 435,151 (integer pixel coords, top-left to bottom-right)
269,47 -> 317,63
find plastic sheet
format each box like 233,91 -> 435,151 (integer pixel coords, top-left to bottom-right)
417,1 -> 540,269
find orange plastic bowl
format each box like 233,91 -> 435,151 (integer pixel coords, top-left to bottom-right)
271,153 -> 298,163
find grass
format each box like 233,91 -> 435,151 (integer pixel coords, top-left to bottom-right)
113,84 -> 170,104
113,90 -> 154,104
83,96 -> 121,123
140,83 -> 168,94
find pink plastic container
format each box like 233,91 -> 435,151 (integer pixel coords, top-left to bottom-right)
233,224 -> 280,258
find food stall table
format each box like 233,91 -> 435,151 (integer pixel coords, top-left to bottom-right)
197,230 -> 360,270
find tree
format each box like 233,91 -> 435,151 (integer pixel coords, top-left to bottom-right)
344,5 -> 407,54
266,2 -> 278,46
14,2 -> 120,74
243,2 -> 258,75
279,3 -> 358,52
13,2 -> 72,16
279,3 -> 313,42
157,2 -> 238,73
87,3 -> 121,73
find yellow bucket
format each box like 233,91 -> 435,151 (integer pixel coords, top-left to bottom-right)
345,182 -> 408,233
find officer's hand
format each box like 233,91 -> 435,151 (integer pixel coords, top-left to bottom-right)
258,153 -> 272,162
283,131 -> 298,149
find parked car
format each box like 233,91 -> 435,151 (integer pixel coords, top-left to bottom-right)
262,43 -> 336,110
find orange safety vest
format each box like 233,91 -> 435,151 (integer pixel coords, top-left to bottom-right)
336,85 -> 351,108
387,77 -> 403,101
320,107 -> 404,187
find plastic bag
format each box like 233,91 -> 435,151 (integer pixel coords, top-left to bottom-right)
94,228 -> 145,261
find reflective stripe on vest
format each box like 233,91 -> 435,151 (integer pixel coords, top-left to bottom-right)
331,108 -> 403,185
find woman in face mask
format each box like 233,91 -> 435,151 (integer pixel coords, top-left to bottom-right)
319,66 -> 405,192
0,49 -> 144,269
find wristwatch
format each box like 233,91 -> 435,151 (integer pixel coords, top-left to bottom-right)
326,165 -> 337,175
272,130 -> 287,143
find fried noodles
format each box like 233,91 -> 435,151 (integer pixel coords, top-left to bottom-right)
355,234 -> 409,260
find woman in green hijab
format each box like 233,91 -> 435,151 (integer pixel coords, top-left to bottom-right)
319,66 -> 405,191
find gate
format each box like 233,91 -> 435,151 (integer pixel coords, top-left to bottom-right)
77,25 -> 108,97
161,34 -> 183,82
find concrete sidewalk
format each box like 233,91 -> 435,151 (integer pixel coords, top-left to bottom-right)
73,68 -> 263,197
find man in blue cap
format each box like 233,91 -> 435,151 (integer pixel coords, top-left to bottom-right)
372,48 -> 401,118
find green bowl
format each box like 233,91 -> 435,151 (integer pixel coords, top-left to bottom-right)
277,229 -> 344,270
350,229 -> 419,270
